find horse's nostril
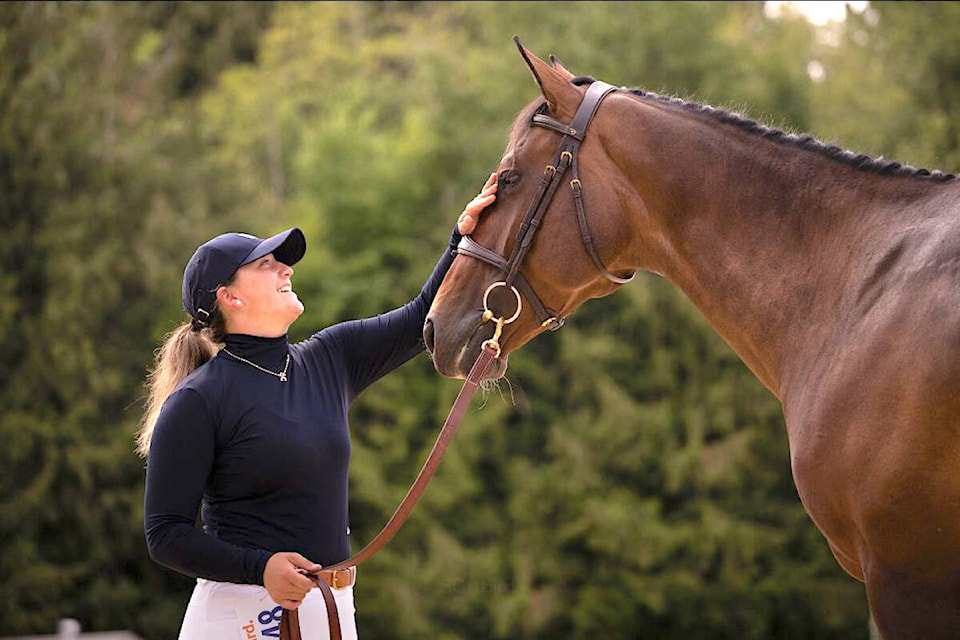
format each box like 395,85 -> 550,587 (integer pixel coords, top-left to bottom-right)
423,318 -> 435,353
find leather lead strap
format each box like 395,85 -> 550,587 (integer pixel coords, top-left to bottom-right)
315,580 -> 341,640
280,607 -> 300,640
283,576 -> 341,640
279,342 -> 498,639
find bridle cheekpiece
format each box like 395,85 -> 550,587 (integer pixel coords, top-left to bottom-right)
457,79 -> 635,356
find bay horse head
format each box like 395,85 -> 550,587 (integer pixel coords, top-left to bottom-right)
425,37 -> 642,380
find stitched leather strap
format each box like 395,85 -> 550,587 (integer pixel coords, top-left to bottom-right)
456,79 -> 632,335
279,342 -> 498,639
283,576 -> 341,640
457,236 -> 562,327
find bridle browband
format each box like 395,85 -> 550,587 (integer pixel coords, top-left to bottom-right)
456,80 -> 635,347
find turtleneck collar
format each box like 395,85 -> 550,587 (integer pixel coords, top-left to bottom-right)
221,333 -> 290,369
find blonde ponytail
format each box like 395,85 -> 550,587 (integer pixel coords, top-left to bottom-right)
136,316 -> 226,458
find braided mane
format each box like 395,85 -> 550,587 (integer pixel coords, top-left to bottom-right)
628,88 -> 956,182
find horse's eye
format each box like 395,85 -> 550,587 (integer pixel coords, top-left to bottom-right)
498,169 -> 521,190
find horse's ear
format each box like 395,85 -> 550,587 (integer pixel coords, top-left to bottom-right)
549,54 -> 575,81
513,36 -> 581,118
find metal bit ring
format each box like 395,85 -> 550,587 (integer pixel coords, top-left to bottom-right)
482,281 -> 522,325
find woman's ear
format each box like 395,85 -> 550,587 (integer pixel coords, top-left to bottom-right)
216,285 -> 242,310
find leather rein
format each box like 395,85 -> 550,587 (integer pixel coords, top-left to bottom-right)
281,79 -> 631,640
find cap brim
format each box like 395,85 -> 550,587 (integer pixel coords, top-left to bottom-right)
242,228 -> 306,267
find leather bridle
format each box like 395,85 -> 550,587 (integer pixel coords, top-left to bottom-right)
456,79 -> 635,343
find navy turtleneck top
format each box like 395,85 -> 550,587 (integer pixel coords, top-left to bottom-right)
144,228 -> 461,585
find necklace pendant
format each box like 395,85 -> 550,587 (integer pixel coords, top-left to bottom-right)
279,373 -> 287,382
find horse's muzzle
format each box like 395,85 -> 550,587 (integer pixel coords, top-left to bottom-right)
423,315 -> 508,380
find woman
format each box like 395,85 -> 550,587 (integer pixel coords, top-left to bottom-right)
138,174 -> 497,639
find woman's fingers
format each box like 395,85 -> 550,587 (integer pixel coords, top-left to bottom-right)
287,552 -> 323,575
275,577 -> 313,609
481,173 -> 498,196
264,551 -> 321,609
457,174 -> 499,235
465,194 -> 496,215
471,173 -> 498,208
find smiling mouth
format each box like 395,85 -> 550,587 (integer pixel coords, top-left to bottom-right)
279,285 -> 293,293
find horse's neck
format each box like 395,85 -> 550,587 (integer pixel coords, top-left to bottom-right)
619,102 -> 930,397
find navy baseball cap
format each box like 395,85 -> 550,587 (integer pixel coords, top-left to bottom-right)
182,227 -> 306,321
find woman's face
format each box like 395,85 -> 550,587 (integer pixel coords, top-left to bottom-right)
219,253 -> 303,336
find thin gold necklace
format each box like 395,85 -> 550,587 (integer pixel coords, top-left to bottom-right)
221,348 -> 290,382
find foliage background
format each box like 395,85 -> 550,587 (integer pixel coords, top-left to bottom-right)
2,2 -> 958,638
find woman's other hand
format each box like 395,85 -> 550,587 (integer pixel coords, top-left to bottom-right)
263,551 -> 323,610
457,173 -> 498,235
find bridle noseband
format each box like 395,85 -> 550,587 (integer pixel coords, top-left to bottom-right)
456,80 -> 635,354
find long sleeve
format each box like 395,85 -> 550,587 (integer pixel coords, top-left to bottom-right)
143,387 -> 273,584
312,225 -> 462,399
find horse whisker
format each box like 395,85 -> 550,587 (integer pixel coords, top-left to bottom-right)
477,375 -> 516,408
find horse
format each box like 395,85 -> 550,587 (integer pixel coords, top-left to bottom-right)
422,38 -> 960,639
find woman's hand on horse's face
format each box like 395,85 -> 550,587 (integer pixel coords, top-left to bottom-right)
457,173 -> 498,235
263,551 -> 323,610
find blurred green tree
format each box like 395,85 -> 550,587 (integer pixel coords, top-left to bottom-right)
0,1 -> 275,633
4,2 -> 958,638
